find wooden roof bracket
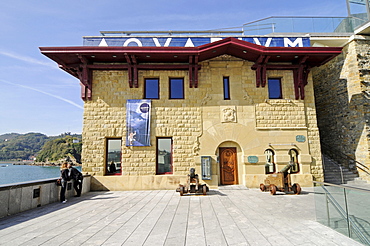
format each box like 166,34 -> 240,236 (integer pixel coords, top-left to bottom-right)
294,56 -> 310,100
188,55 -> 199,88
293,66 -> 311,100
254,55 -> 265,87
193,55 -> 199,88
131,55 -> 138,88
261,56 -> 270,87
77,55 -> 92,100
125,53 -> 134,88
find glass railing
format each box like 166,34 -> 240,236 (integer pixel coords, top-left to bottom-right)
243,16 -> 368,35
314,181 -> 370,245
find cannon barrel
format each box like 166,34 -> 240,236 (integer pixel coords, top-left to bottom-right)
279,162 -> 294,173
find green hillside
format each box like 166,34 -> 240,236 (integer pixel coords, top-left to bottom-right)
0,132 -> 82,163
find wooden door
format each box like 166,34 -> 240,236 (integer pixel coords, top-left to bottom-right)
219,147 -> 238,185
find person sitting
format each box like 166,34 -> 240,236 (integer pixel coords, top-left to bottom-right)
109,161 -> 117,173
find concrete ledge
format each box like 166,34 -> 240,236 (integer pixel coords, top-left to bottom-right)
91,175 -> 187,191
0,175 -> 91,218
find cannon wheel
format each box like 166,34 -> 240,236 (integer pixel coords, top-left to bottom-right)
260,183 -> 266,192
180,186 -> 185,196
292,183 -> 301,195
270,184 -> 277,195
202,185 -> 207,195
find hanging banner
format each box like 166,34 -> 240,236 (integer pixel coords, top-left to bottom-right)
126,99 -> 151,146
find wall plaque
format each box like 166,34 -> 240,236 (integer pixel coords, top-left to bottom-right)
296,135 -> 306,143
248,156 -> 259,163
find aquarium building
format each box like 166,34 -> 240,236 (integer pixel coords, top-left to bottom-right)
41,15 -> 370,190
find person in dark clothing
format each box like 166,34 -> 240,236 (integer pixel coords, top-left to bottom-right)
109,161 -> 117,173
60,162 -> 70,203
68,163 -> 83,197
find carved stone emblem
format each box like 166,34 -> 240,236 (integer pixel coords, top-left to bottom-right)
222,107 -> 236,123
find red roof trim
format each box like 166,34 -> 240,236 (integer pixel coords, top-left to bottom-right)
40,37 -> 343,101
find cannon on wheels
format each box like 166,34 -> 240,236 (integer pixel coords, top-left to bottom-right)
176,168 -> 209,196
260,162 -> 301,195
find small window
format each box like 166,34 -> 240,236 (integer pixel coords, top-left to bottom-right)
223,77 -> 230,100
169,78 -> 184,99
268,78 -> 282,99
144,78 -> 159,99
157,138 -> 173,174
264,149 -> 275,174
288,149 -> 299,173
106,138 -> 122,175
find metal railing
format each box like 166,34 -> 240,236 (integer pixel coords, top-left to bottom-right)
243,16 -> 368,35
314,181 -> 370,245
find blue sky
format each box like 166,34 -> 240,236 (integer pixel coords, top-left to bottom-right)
0,0 -> 349,136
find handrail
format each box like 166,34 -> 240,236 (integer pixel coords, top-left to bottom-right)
242,16 -> 367,26
323,154 -> 345,184
321,142 -> 370,176
314,181 -> 370,245
314,181 -> 370,193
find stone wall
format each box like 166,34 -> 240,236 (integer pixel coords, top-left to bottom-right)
312,37 -> 370,181
82,55 -> 324,189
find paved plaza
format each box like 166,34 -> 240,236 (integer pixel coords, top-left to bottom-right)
0,186 -> 363,246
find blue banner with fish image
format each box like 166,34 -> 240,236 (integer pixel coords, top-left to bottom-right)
126,100 -> 151,146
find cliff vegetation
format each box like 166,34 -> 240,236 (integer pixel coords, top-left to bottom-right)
0,132 -> 82,163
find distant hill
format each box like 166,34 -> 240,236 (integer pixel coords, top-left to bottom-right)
0,132 -> 82,163
37,134 -> 82,163
0,133 -> 21,142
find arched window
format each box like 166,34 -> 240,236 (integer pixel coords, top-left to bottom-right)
264,149 -> 275,174
288,149 -> 299,173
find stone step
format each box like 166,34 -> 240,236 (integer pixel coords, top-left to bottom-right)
322,154 -> 360,185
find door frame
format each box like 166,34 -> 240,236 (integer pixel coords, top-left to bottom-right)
219,147 -> 239,185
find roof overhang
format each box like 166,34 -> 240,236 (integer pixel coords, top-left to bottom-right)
40,37 -> 343,100
40,37 -> 342,73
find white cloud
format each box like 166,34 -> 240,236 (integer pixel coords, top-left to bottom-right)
0,79 -> 83,110
0,50 -> 57,69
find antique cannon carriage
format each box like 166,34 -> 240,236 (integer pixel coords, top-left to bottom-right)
176,168 -> 209,196
260,162 -> 301,195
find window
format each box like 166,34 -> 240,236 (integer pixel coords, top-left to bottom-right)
157,138 -> 173,174
288,149 -> 299,173
169,78 -> 184,99
106,138 -> 122,175
268,78 -> 282,99
264,149 -> 275,174
223,77 -> 230,100
144,78 -> 159,99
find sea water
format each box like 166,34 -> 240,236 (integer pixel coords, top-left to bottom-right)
0,163 -> 82,185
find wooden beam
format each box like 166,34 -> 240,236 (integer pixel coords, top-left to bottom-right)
125,53 -> 133,88
293,69 -> 300,100
261,56 -> 270,87
189,56 -> 193,88
87,64 -> 192,70
194,55 -> 199,88
254,55 -> 265,87
131,55 -> 138,88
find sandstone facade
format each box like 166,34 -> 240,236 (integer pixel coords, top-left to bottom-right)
82,56 -> 323,190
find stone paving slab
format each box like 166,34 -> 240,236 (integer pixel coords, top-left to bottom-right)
0,188 -> 364,246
